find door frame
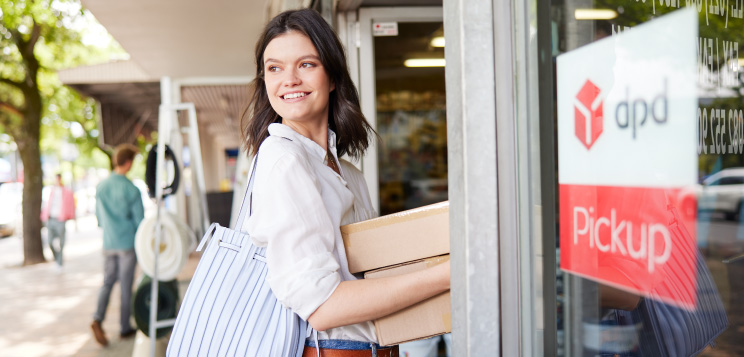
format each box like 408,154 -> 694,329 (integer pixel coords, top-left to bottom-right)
357,7 -> 444,212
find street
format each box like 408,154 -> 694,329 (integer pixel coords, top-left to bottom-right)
1,215 -> 142,357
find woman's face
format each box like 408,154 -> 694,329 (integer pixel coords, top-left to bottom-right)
263,31 -> 335,127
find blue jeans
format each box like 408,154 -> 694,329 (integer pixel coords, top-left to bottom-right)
305,339 -> 391,355
47,218 -> 66,266
93,249 -> 137,333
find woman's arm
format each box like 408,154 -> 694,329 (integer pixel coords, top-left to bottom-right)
307,260 -> 450,331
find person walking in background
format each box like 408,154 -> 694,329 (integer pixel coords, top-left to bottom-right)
41,173 -> 75,270
90,144 -> 144,347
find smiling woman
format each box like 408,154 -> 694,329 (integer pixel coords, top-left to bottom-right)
232,8 -> 450,356
243,9 -> 373,161
262,32 -> 335,131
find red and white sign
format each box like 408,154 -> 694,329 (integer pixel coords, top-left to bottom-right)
557,9 -> 699,309
574,80 -> 603,150
373,22 -> 398,36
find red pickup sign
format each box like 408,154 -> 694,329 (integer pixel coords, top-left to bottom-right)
560,184 -> 698,310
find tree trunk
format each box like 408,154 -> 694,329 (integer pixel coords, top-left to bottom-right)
98,145 -> 113,170
0,21 -> 47,266
18,93 -> 45,266
19,139 -> 44,265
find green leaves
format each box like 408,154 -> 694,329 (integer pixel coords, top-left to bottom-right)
0,0 -> 126,168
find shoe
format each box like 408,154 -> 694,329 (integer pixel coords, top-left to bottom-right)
90,320 -> 109,347
120,329 -> 137,339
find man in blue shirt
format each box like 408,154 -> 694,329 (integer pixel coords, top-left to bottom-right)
90,144 -> 145,346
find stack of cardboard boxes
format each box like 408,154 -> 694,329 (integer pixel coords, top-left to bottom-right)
340,201 -> 450,346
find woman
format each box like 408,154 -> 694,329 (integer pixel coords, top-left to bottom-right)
242,8 -> 451,356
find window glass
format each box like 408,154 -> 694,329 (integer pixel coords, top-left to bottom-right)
373,22 -> 447,215
545,2 -> 744,355
719,176 -> 743,185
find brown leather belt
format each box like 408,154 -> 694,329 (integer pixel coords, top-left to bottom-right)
302,345 -> 399,357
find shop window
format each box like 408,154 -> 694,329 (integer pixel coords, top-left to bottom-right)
543,2 -> 744,355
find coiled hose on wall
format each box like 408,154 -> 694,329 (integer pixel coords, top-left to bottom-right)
132,275 -> 180,338
145,144 -> 181,198
135,211 -> 196,282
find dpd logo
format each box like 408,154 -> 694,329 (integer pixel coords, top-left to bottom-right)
574,80 -> 603,150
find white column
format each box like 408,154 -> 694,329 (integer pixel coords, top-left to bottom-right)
444,0 -> 501,355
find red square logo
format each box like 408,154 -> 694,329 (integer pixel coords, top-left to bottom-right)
575,80 -> 603,149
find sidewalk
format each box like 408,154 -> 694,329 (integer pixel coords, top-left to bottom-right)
0,215 -> 198,357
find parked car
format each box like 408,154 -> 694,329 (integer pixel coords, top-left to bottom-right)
0,182 -> 23,237
695,168 -> 744,221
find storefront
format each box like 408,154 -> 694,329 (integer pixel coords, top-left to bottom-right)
73,0 -> 744,354
340,0 -> 744,355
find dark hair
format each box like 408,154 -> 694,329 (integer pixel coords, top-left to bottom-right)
113,144 -> 138,167
242,8 -> 375,159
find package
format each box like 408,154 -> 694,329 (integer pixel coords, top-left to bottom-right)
341,201 -> 449,274
364,255 -> 451,346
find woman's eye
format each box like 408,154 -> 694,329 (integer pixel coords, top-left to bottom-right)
300,62 -> 315,68
267,66 -> 280,72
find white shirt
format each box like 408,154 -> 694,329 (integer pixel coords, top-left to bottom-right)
49,187 -> 63,219
244,123 -> 378,342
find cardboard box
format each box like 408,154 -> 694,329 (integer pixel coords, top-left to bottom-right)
364,255 -> 451,346
341,201 -> 449,274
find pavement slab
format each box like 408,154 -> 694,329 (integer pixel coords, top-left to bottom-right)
0,215 -> 198,357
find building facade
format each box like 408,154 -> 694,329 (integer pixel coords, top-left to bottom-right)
337,1 -> 744,355
71,0 -> 744,355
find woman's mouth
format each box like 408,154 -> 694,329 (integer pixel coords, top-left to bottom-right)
282,92 -> 309,99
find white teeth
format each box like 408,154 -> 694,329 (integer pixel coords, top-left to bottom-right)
283,92 -> 306,99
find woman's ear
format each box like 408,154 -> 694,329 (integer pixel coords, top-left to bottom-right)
330,79 -> 335,92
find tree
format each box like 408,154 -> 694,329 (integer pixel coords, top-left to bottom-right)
0,0 -> 111,265
41,86 -> 111,171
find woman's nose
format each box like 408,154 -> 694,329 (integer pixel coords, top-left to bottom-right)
282,68 -> 301,86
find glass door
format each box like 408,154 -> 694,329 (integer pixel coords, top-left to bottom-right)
537,3 -> 744,356
358,7 -> 446,214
